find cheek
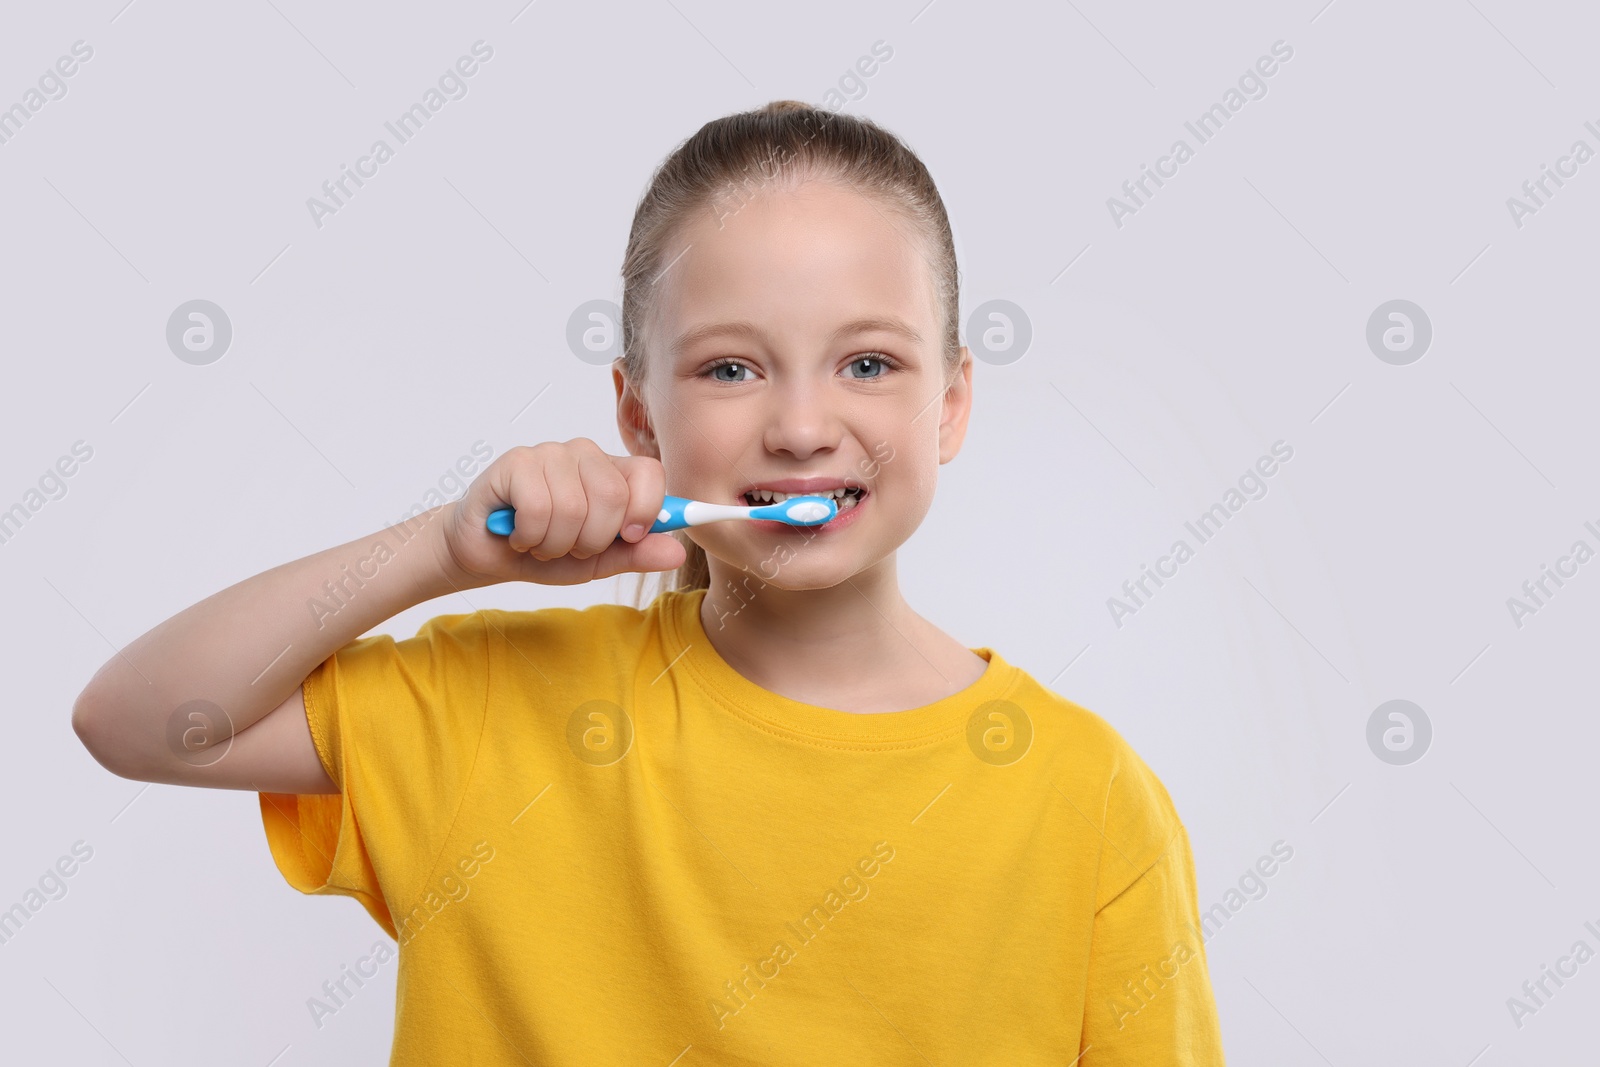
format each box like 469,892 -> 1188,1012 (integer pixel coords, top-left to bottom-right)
654,414 -> 731,474
871,433 -> 934,489
678,443 -> 743,492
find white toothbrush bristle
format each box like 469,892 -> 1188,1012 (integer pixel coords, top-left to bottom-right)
784,500 -> 833,523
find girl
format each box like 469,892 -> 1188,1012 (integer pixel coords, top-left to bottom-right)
73,100 -> 1225,1064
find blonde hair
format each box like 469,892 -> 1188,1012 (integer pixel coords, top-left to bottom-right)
619,100 -> 964,609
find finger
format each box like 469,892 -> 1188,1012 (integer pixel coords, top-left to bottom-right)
530,445 -> 587,560
588,531 -> 687,581
569,447 -> 631,560
508,530 -> 685,585
614,455 -> 667,543
505,451 -> 553,554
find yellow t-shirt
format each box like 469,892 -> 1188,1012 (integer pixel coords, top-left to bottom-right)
260,586 -> 1225,1064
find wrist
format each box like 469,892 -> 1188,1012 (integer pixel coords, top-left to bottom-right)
415,503 -> 491,598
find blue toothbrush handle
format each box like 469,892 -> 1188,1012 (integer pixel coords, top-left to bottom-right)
487,496 -> 689,539
485,493 -> 836,539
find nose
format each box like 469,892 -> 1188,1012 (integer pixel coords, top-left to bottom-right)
761,377 -> 845,460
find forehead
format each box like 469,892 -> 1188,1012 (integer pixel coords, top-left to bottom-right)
653,179 -> 939,349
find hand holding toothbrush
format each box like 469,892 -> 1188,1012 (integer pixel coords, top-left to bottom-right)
435,439 -> 835,590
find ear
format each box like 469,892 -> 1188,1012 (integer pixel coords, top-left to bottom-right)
613,361 -> 659,458
937,346 -> 975,464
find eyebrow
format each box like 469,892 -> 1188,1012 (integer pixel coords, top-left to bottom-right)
669,316 -> 924,356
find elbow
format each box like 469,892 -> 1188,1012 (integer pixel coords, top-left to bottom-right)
71,688 -> 103,755
71,690 -> 140,780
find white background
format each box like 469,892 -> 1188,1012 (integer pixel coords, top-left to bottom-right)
1,0 -> 1596,1063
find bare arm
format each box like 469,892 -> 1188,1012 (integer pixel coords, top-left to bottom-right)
71,506 -> 470,792
70,441 -> 683,794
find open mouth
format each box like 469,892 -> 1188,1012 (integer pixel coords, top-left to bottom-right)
742,487 -> 867,513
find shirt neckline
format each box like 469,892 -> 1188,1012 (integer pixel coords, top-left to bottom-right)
659,586 -> 1021,749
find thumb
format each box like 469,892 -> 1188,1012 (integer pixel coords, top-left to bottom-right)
587,531 -> 688,580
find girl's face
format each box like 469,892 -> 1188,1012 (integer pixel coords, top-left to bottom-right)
615,178 -> 973,589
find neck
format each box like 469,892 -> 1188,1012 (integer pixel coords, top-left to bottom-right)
696,551 -> 958,711
702,547 -> 908,646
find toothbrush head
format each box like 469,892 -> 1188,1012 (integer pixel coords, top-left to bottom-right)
749,494 -> 839,526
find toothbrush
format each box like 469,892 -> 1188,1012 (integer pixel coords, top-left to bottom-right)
485,494 -> 839,538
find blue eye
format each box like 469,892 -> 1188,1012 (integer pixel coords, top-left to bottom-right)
702,353 -> 898,382
705,360 -> 752,382
845,354 -> 895,379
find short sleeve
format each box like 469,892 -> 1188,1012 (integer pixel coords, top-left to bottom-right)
258,611 -> 492,939
1081,823 -> 1226,1063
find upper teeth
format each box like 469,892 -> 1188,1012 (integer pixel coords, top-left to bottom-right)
747,487 -> 855,503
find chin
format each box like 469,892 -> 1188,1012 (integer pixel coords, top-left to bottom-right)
711,557 -> 855,591
697,542 -> 864,592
